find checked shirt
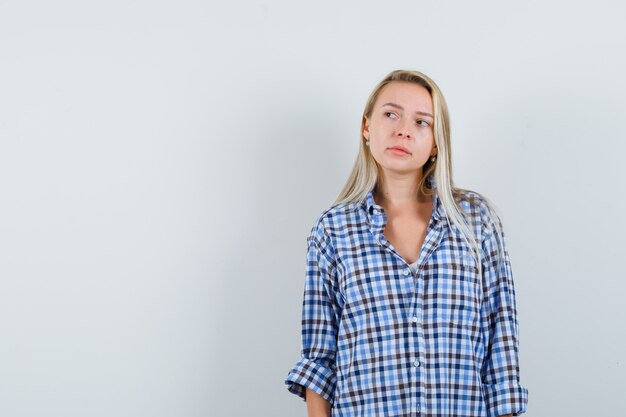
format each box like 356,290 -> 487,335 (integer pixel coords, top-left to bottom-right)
284,174 -> 528,416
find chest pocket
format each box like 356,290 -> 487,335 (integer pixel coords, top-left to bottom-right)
425,244 -> 481,326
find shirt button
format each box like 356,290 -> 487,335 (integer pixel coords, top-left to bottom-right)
403,269 -> 410,276
414,360 -> 421,367
412,316 -> 418,323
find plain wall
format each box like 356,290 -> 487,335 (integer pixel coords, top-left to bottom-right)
1,1 -> 625,416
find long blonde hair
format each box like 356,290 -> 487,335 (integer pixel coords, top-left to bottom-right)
334,69 -> 507,276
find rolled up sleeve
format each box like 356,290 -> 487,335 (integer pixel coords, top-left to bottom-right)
480,215 -> 529,417
284,224 -> 340,405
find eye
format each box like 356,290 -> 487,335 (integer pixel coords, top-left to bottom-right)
416,120 -> 430,127
385,112 -> 398,119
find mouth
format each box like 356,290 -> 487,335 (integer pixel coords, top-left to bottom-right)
388,146 -> 411,156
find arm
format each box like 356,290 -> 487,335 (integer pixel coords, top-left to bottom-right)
284,226 -> 340,409
480,215 -> 528,417
306,387 -> 331,417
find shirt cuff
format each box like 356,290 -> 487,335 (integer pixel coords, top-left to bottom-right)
483,382 -> 528,417
284,356 -> 337,405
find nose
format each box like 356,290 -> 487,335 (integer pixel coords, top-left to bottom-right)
395,120 -> 412,139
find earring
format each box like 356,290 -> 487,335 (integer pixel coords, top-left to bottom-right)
430,155 -> 436,162
365,139 -> 370,146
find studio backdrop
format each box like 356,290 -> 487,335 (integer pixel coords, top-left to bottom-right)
0,1 -> 624,416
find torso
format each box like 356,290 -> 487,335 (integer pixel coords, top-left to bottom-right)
381,197 -> 434,265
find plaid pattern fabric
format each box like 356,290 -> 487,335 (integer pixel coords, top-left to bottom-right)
284,173 -> 528,417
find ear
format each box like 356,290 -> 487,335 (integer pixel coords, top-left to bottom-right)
362,116 -> 370,139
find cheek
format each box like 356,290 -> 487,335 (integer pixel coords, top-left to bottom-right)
416,130 -> 435,146
371,118 -> 392,132
414,124 -> 432,134
369,142 -> 388,162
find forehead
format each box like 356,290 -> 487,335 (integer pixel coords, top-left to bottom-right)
376,81 -> 433,110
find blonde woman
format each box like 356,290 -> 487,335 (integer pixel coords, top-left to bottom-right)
284,70 -> 528,417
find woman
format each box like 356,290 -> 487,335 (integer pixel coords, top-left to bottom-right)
284,70 -> 528,417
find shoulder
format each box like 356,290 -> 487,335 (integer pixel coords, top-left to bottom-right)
305,200 -> 360,266
452,188 -> 503,238
307,200 -> 359,244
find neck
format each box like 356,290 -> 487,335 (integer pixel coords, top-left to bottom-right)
375,171 -> 430,207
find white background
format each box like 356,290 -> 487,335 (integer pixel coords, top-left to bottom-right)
1,1 -> 625,416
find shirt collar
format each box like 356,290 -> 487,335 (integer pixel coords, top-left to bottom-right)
363,172 -> 443,223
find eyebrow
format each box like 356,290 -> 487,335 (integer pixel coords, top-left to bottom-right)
381,102 -> 433,119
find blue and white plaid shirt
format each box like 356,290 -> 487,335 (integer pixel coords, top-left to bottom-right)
284,173 -> 528,416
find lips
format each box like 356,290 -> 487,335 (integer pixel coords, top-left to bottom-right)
388,146 -> 411,155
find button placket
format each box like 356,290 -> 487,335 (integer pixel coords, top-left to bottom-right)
413,269 -> 427,416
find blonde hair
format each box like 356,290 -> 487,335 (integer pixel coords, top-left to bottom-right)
334,69 -> 507,275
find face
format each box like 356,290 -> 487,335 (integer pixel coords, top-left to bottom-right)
363,81 -> 437,176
